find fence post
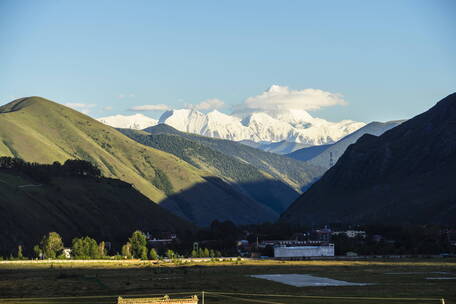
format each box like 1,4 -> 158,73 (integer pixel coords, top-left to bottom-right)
441,299 -> 445,304
202,291 -> 205,304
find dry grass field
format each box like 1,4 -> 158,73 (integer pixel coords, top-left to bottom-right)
0,259 -> 455,304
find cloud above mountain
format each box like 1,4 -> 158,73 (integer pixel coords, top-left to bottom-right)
186,98 -> 225,111
129,104 -> 171,111
235,85 -> 347,114
64,103 -> 96,114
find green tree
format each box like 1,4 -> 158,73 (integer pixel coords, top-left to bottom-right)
166,249 -> 175,259
98,241 -> 107,258
33,245 -> 42,259
71,237 -> 100,259
198,248 -> 204,258
129,231 -> 148,259
191,249 -> 198,258
121,242 -> 132,259
149,248 -> 159,260
209,249 -> 215,258
17,245 -> 24,259
40,232 -> 64,259
139,246 -> 148,260
87,237 -> 100,258
203,248 -> 210,258
71,238 -> 84,258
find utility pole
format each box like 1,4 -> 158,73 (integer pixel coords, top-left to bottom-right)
202,291 -> 205,304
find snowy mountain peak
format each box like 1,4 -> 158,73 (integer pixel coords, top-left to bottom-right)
158,108 -> 365,145
97,113 -> 157,130
99,106 -> 365,145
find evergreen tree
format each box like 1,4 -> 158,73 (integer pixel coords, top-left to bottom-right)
191,249 -> 198,258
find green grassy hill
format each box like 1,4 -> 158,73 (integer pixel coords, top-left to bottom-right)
144,124 -> 325,192
0,97 -> 276,226
0,165 -> 194,256
119,129 -> 300,213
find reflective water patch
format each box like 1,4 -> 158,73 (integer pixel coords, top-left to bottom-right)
250,274 -> 369,287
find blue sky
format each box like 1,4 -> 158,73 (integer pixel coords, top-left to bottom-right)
0,0 -> 455,122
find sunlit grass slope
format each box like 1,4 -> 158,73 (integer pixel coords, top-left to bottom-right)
0,97 -> 209,202
0,97 -> 276,225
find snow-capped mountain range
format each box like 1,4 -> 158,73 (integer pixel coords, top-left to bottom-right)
98,109 -> 365,146
98,114 -> 157,130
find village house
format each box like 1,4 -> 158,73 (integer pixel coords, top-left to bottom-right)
332,230 -> 367,239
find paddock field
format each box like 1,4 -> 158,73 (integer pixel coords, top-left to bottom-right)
0,259 -> 455,304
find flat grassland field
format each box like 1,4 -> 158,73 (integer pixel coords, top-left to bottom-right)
0,259 -> 455,304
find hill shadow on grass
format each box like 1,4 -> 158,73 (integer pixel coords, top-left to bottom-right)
158,176 -> 303,227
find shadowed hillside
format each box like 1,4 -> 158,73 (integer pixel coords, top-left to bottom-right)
144,124 -> 325,192
119,129 -> 299,213
281,93 -> 456,225
0,159 -> 194,256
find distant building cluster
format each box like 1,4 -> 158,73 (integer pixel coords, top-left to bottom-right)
235,226 -> 377,259
274,243 -> 335,258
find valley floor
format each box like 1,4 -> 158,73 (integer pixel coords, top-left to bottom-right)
0,259 -> 455,304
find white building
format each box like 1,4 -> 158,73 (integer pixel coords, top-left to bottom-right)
333,230 -> 366,239
62,248 -> 72,259
274,244 -> 334,258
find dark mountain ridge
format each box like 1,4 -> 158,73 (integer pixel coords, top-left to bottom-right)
281,93 -> 456,225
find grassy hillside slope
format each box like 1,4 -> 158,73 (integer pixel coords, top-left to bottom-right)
0,167 -> 194,256
0,97 -> 276,226
119,129 -> 300,213
144,124 -> 325,192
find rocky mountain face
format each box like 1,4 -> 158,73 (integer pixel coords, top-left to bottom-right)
281,93 -> 456,225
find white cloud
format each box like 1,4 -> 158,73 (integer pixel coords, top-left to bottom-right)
186,98 -> 225,111
64,103 -> 96,114
129,104 -> 171,111
117,93 -> 136,99
236,85 -> 347,113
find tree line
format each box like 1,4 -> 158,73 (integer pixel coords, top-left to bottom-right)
0,157 -> 101,182
5,231 -> 221,260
